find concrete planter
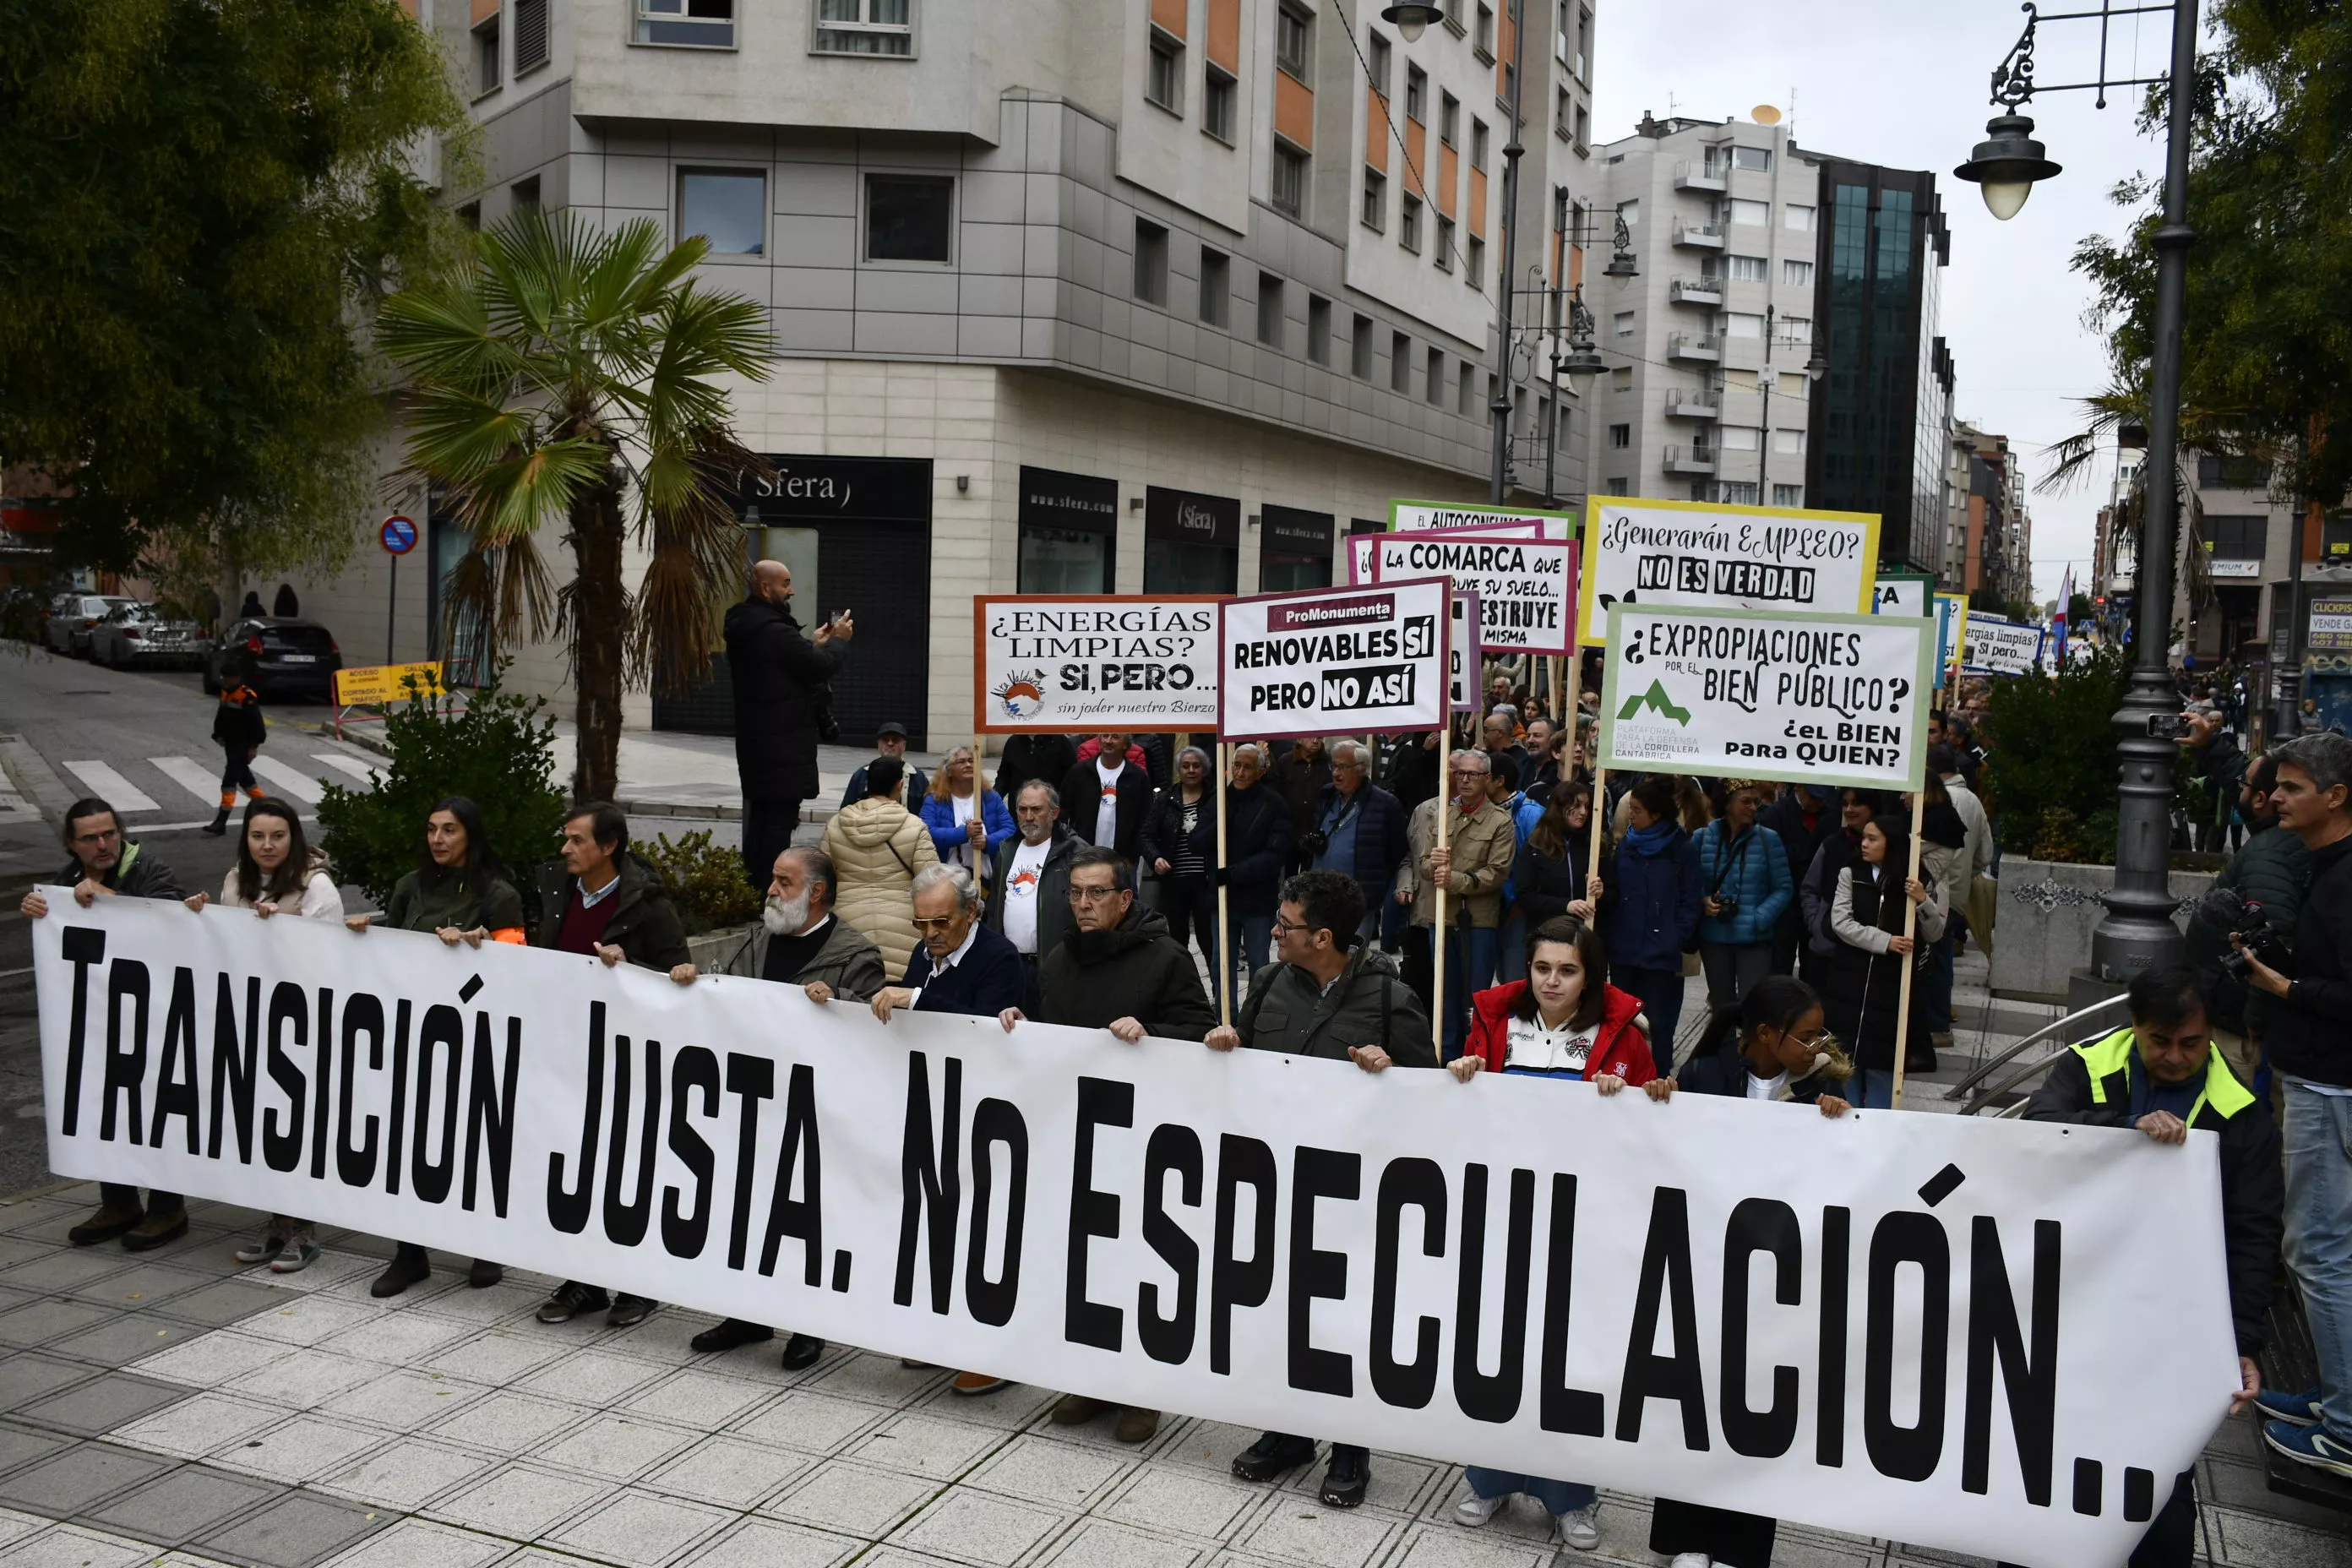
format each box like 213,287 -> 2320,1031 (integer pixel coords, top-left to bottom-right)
1988,859 -> 2215,1004
685,923 -> 759,976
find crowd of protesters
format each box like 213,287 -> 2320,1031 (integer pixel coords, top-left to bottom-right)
17,564 -> 2319,1568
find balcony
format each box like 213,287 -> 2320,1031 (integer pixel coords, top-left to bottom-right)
1666,332 -> 1721,362
1669,275 -> 1723,306
1674,220 -> 1725,248
1663,444 -> 1718,475
1673,160 -> 1726,193
1663,390 -> 1719,419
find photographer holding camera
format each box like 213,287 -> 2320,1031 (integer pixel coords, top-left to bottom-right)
2230,733 -> 2352,1478
2186,751 -> 2310,1090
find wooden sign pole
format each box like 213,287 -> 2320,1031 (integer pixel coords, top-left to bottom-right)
1587,764 -> 1609,892
1433,724 -> 1451,1055
1888,787 -> 1930,1108
1215,741 -> 1233,1029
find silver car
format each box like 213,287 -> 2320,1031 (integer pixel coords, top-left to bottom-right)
45,593 -> 136,657
89,603 -> 204,668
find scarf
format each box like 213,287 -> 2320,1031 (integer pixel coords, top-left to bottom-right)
1622,819 -> 1680,858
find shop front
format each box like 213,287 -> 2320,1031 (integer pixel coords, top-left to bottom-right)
1141,485 -> 1239,594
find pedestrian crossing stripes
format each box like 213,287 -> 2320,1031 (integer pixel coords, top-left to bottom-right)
62,751 -> 381,815
59,760 -> 158,813
248,757 -> 321,803
148,755 -> 226,808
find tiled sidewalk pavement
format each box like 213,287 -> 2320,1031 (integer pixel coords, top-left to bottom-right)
0,1181 -> 2347,1568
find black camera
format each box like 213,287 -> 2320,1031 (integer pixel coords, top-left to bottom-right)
2195,887 -> 2290,977
1298,829 -> 1330,858
1714,896 -> 1740,917
2148,712 -> 2195,741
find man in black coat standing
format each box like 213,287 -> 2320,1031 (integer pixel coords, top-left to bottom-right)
724,560 -> 851,886
1059,731 -> 1152,865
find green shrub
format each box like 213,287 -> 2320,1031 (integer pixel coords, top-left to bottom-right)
316,672 -> 568,924
639,828 -> 762,934
1979,644 -> 2160,866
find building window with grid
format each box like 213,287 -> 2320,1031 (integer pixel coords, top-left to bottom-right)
513,0 -> 549,72
1405,65 -> 1426,122
1147,31 -> 1183,113
1440,93 -> 1458,148
1606,477 -> 1629,496
1734,144 -> 1772,171
1134,220 -> 1168,304
1434,216 -> 1453,270
1257,273 -> 1285,347
1352,313 -> 1375,378
1204,66 -> 1236,140
638,0 -> 737,47
1276,0 -> 1311,78
1401,194 -> 1422,252
1783,258 -> 1813,288
1609,423 -> 1631,449
1772,483 -> 1804,507
2205,514 -> 2268,560
813,0 -> 908,54
678,169 -> 765,253
1272,144 -> 1308,216
866,174 -> 953,261
1465,233 -> 1484,285
1474,2 -> 1494,57
1728,254 -> 1767,282
1574,102 -> 1588,149
1199,248 -> 1229,326
1391,333 -> 1412,394
1556,87 -> 1573,140
1471,119 -> 1489,172
1613,310 -> 1633,338
1308,296 -> 1331,363
1362,168 -> 1386,231
1368,31 -> 1391,95
473,10 -> 501,90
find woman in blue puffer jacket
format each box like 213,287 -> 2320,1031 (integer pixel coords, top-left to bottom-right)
1572,775 -> 1704,1073
1691,780 -> 1794,1056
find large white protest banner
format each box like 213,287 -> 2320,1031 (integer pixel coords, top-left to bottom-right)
1218,578 -> 1451,740
1369,532 -> 1578,656
1963,612 -> 2049,678
36,897 -> 2238,1566
974,596 -> 1222,732
1598,604 -> 1935,792
1579,497 -> 1881,646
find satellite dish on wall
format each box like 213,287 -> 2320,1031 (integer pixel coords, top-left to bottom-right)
1751,105 -> 1783,125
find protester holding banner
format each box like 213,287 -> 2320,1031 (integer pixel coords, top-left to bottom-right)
346,794 -> 523,1298
1691,784 -> 1794,1055
1205,868 -> 1435,1508
1306,741 -> 1409,949
921,746 -> 1015,877
1221,744 -> 1294,994
1823,814 -> 1945,1110
1576,776 -> 1703,1071
1402,750 -> 1516,1056
1140,747 -> 1222,998
1798,788 -> 1878,974
984,781 -> 1082,1011
821,756 -> 939,983
872,864 -> 1025,1027
1058,732 -> 1152,866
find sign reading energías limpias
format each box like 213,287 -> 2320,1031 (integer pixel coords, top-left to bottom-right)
1598,604 -> 1934,792
973,596 -> 1222,732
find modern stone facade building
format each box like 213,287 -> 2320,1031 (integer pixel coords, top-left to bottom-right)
282,0 -> 1607,745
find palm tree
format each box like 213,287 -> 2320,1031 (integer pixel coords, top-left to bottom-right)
376,210 -> 775,803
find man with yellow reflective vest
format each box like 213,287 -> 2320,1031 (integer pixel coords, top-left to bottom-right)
2016,964 -> 2277,1568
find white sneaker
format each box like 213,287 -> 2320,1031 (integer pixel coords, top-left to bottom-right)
1452,1492 -> 1506,1527
1557,1502 -> 1600,1550
1670,1554 -> 1712,1568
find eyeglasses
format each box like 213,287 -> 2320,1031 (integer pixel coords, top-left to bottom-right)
1272,916 -> 1316,936
911,915 -> 962,932
1066,885 -> 1124,904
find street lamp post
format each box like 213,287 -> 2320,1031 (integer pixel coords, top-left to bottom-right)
1488,0 -> 1528,504
1956,0 -> 2200,981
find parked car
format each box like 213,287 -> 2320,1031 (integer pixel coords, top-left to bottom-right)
45,593 -> 136,657
203,617 -> 344,700
89,603 -> 204,669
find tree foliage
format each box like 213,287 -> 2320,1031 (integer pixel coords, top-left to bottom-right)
2072,0 -> 2352,505
0,0 -> 470,582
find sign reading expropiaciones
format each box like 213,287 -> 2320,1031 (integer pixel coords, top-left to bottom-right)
1369,532 -> 1577,656
1598,604 -> 1933,792
1580,497 -> 1881,646
1962,612 -> 2048,678
974,596 -> 1222,732
1218,577 -> 1451,740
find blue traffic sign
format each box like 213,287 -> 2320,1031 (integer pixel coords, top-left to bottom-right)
380,514 -> 418,555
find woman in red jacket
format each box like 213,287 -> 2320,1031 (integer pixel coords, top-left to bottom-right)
1444,916 -> 1652,1549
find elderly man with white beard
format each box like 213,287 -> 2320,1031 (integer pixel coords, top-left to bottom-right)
665,845 -> 884,1369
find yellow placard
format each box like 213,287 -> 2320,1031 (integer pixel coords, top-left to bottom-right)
1576,495 -> 1882,646
333,661 -> 449,707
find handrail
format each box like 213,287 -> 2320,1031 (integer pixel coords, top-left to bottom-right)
1941,991 -> 2130,1103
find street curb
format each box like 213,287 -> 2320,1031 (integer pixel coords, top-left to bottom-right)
0,732 -> 76,829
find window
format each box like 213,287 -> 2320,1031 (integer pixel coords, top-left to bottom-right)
1308,296 -> 1331,363
1440,92 -> 1459,148
1352,313 -> 1375,378
866,174 -> 953,261
1133,220 -> 1168,305
1501,58 -> 1515,104
1362,168 -> 1386,230
1732,145 -> 1772,172
1425,346 -> 1445,404
1272,145 -> 1308,215
678,169 -> 764,254
1257,273 -> 1284,347
1772,483 -> 1804,507
1718,481 -> 1761,505
2198,455 -> 2271,487
1556,87 -> 1573,140
1727,254 -> 1767,282
2206,514 -> 2268,558
1434,215 -> 1454,270
1784,203 -> 1816,231
1608,423 -> 1631,449
1612,310 -> 1633,338
1575,5 -> 1591,77
1718,425 -> 1761,451
1783,259 -> 1814,288
1773,427 -> 1806,455
1474,2 -> 1494,56
1605,477 -> 1630,496
640,0 -> 738,48
1368,32 -> 1391,95
1391,332 -> 1411,393
1575,103 -> 1589,148
813,0 -> 908,55
1610,367 -> 1631,392
513,0 -> 549,72
1199,248 -> 1229,326
1615,198 -> 1639,226
457,201 -> 482,231
1777,315 -> 1811,346
472,12 -> 500,92
1727,198 -> 1769,226
1204,67 -> 1236,140
1276,0 -> 1310,77
1458,362 -> 1475,414
1724,311 -> 1765,339
1780,372 -> 1809,397
1147,33 -> 1183,113
1470,119 -> 1489,170
1465,233 -> 1484,284
1405,66 -> 1426,122
509,174 -> 540,210
1401,195 -> 1422,252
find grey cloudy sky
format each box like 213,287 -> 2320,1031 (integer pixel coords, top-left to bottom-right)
1587,0 -> 2186,607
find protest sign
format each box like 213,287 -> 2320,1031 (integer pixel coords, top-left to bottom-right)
1598,604 -> 1934,792
1936,592 -> 1969,678
1872,572 -> 1933,618
1578,497 -> 1880,646
974,596 -> 1222,732
1352,515 -> 1546,585
1962,612 -> 2048,677
35,896 -> 2239,1567
1388,498 -> 1576,542
1218,578 -> 1449,741
1369,531 -> 1577,655
1450,590 -> 1481,711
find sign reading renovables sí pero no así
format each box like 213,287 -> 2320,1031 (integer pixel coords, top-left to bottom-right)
972,596 -> 1223,733
1579,496 -> 1881,647
1217,577 -> 1452,741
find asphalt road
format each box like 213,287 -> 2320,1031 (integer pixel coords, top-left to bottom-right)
0,643 -> 384,1200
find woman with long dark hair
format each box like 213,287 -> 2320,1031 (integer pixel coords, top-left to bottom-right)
1821,813 -> 1946,1109
1509,782 -> 1590,927
347,796 -> 525,1296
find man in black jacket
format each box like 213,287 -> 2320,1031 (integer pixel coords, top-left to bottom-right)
723,559 -> 850,885
2018,965 -> 2273,1565
993,732 -> 1078,809
532,803 -> 693,1329
1222,745 -> 1294,996
2233,732 -> 2352,1478
1761,781 -> 1837,977
20,798 -> 191,1250
1059,732 -> 1152,864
